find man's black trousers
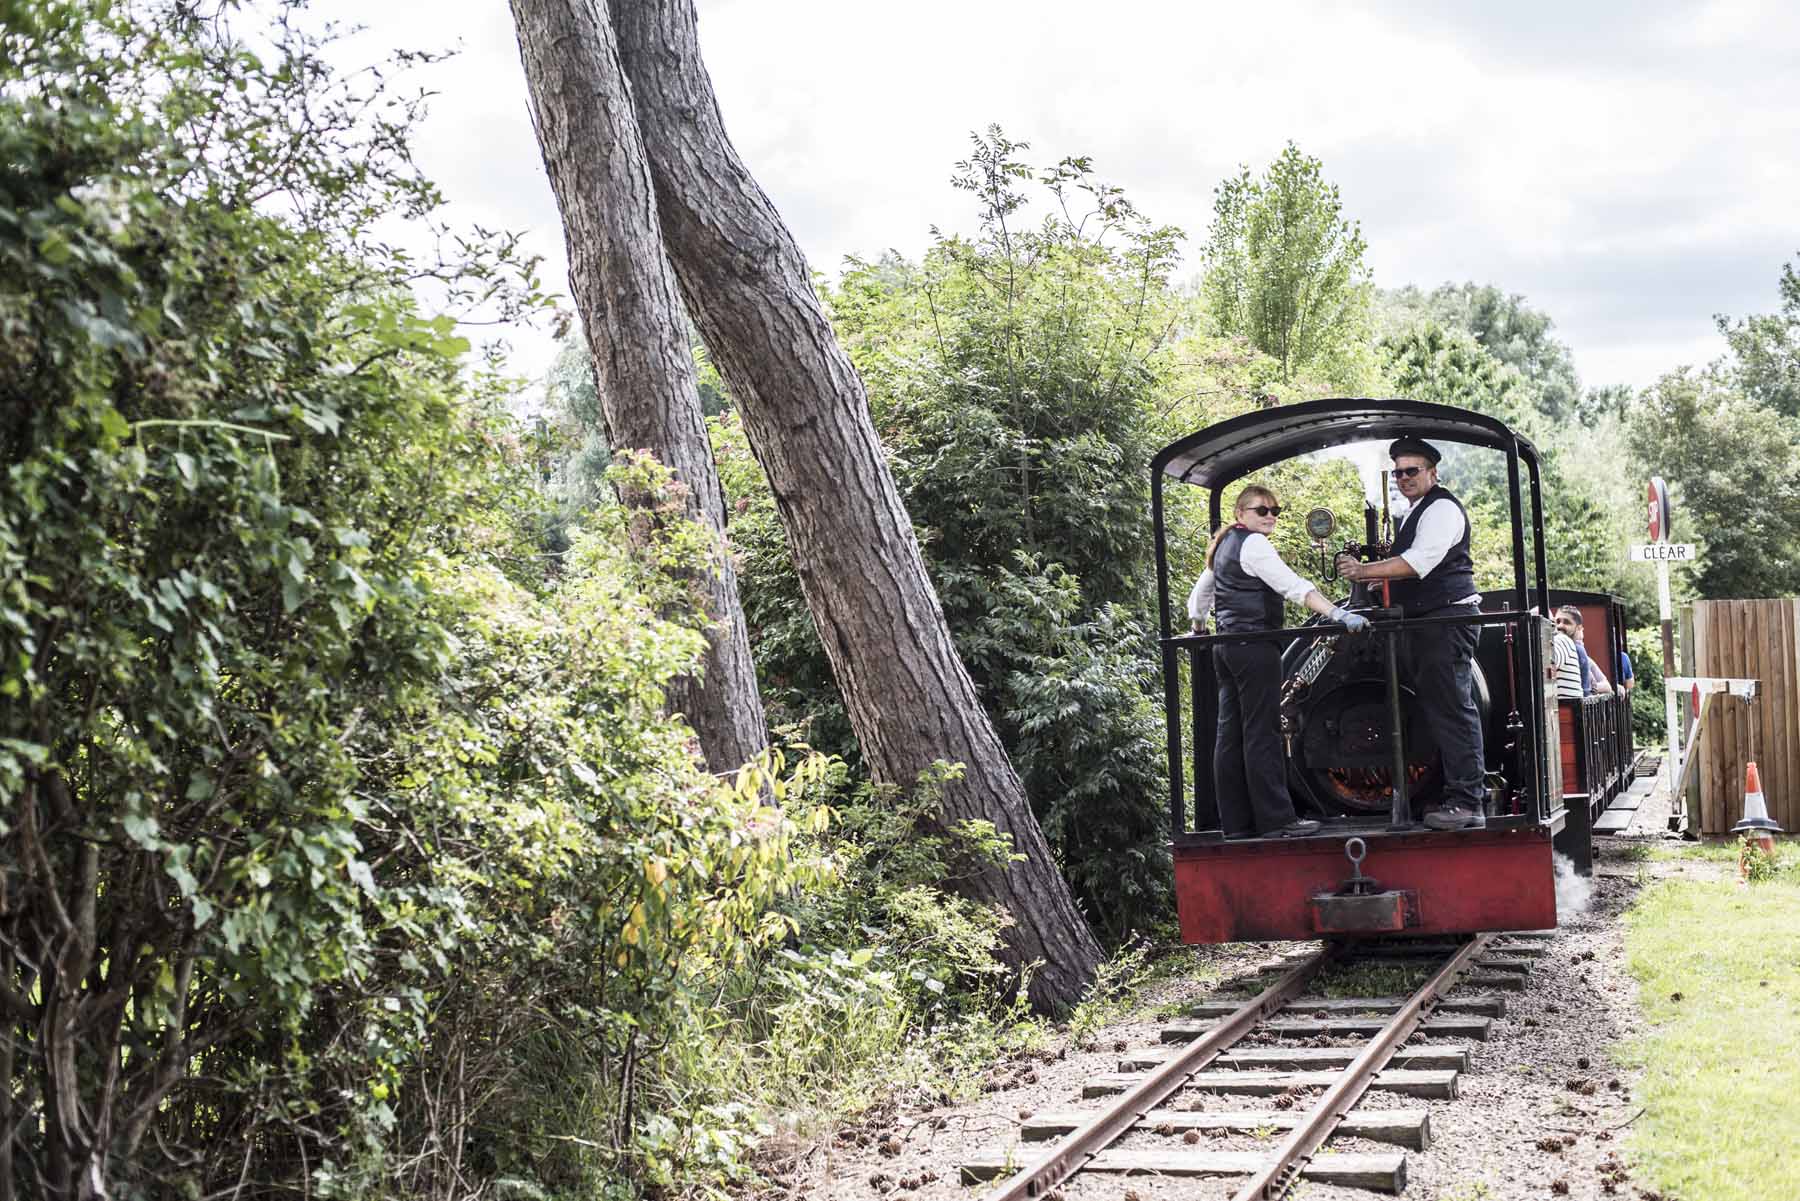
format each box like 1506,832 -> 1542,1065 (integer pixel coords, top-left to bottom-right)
1213,641 -> 1300,836
1401,603 -> 1487,810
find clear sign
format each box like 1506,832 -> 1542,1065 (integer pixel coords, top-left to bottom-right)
1629,543 -> 1697,562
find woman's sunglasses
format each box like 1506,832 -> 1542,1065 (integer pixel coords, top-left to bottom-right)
1393,465 -> 1428,479
1245,504 -> 1282,517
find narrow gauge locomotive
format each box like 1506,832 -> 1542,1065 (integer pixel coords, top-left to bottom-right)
1153,399 -> 1634,943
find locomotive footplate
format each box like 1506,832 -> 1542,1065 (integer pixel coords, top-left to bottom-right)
1308,837 -> 1420,934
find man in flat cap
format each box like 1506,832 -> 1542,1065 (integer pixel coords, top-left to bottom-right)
1335,437 -> 1486,830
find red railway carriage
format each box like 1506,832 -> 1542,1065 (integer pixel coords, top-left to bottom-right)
1153,399 -> 1626,944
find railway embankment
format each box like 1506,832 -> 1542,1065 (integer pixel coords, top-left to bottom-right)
773,765 -> 1796,1200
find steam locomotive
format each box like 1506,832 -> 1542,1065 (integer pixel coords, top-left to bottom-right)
1153,400 -> 1634,943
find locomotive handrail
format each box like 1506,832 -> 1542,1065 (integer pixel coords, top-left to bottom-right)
1166,605 -> 1554,840
1162,608 -> 1536,650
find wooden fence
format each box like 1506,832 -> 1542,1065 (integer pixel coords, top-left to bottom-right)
1679,599 -> 1800,835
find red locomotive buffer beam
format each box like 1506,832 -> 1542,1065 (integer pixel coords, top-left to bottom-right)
1173,829 -> 1556,944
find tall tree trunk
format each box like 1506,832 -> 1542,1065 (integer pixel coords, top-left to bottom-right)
604,0 -> 1103,1010
512,0 -> 767,776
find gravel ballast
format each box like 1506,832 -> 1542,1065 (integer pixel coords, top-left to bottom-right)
760,773 -> 1704,1201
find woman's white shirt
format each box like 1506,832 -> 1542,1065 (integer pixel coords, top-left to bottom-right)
1187,532 -> 1317,624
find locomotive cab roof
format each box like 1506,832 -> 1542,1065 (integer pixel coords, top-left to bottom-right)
1152,397 -> 1542,488
1150,397 -> 1550,626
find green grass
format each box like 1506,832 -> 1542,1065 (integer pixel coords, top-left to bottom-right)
1649,839 -> 1742,863
1620,874 -> 1800,1201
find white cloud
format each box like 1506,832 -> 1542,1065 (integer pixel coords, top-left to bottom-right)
308,0 -> 1797,392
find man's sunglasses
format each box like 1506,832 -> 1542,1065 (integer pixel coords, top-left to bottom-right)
1393,465 -> 1429,479
1245,504 -> 1282,517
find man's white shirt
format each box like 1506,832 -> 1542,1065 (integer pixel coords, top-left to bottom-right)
1397,498 -> 1480,607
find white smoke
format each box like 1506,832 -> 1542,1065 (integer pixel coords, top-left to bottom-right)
1553,852 -> 1593,919
1303,440 -> 1410,519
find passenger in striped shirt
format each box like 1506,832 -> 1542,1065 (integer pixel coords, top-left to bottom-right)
1551,627 -> 1585,700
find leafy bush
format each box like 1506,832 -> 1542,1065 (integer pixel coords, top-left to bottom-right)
0,6 -> 822,1196
1627,627 -> 1669,746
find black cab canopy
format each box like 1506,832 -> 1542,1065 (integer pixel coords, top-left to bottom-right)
1150,398 -> 1549,639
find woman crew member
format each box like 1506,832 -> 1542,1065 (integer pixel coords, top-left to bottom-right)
1188,485 -> 1370,838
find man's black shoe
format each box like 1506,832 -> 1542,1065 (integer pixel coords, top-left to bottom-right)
1422,804 -> 1486,831
1273,819 -> 1322,838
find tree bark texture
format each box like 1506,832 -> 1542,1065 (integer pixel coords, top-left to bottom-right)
603,0 -> 1103,1010
512,0 -> 768,777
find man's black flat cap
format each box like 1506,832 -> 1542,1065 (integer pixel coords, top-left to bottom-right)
1387,436 -> 1441,465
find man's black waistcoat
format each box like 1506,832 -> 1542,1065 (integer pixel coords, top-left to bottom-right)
1389,486 -> 1476,616
1214,525 -> 1285,632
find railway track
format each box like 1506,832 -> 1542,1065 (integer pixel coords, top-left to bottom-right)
960,930 -> 1548,1198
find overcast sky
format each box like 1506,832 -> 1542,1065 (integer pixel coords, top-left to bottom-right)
314,0 -> 1799,394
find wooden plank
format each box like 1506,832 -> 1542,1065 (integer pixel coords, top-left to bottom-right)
1788,599 -> 1800,830
1592,809 -> 1635,835
1736,602 -> 1752,822
1494,943 -> 1551,957
1720,601 -> 1735,835
1473,956 -> 1534,975
1775,600 -> 1798,832
1125,1045 -> 1470,1073
1778,597 -> 1789,829
1713,601 -> 1731,834
1339,940 -> 1546,959
1465,972 -> 1526,992
1696,602 -> 1718,833
1083,1068 -> 1458,1100
960,1148 -> 1408,1192
1778,600 -> 1794,833
1680,604 -> 1699,831
1020,1107 -> 1431,1150
1161,1016 -> 1491,1043
1752,601 -> 1772,827
1185,994 -> 1506,1019
1759,599 -> 1776,825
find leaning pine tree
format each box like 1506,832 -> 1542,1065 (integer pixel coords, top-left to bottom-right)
510,0 -> 1102,1009
510,0 -> 767,776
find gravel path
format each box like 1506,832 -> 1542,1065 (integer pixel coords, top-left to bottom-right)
761,764 -> 1710,1201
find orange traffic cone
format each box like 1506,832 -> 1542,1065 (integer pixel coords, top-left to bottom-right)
1734,762 -> 1781,881
1733,762 -> 1781,833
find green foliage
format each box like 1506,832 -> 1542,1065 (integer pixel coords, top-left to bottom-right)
1379,320 -> 1531,429
1716,254 -> 1800,418
635,761 -> 1049,1139
1381,282 -> 1582,423
1379,321 -> 1621,598
0,4 -> 821,1196
1737,835 -> 1786,883
1626,627 -> 1669,744
1626,366 -> 1800,598
720,130 -> 1184,938
1203,142 -> 1373,385
825,129 -> 1179,934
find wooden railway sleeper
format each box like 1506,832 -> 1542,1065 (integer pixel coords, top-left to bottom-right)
977,946 -> 1336,1201
1230,932 -> 1495,1201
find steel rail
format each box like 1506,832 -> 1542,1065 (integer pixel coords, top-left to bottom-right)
987,947 -> 1336,1201
1230,933 -> 1495,1201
